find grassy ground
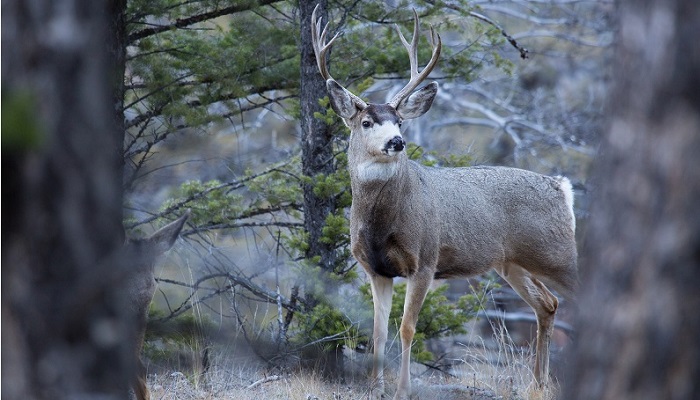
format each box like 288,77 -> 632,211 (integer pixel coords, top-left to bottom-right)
149,364 -> 556,400
146,319 -> 561,400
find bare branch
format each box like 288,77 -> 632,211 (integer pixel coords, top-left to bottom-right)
154,271 -> 301,322
479,4 -> 570,26
435,1 -> 529,59
467,11 -> 529,59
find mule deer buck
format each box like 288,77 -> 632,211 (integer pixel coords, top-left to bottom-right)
311,6 -> 577,399
123,211 -> 190,400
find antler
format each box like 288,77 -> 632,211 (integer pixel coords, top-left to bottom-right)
311,5 -> 367,108
388,9 -> 442,108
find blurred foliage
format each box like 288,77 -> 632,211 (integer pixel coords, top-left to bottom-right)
1,90 -> 44,151
144,306 -> 214,381
407,142 -> 473,167
146,305 -> 216,344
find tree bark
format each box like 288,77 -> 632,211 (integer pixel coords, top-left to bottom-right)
2,1 -> 131,398
298,0 -> 346,379
109,0 -> 128,175
564,1 -> 700,398
299,0 -> 338,275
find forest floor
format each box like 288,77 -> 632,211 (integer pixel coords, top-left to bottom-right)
146,320 -> 563,400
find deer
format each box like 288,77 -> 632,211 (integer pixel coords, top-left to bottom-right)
122,210 -> 190,400
310,6 -> 578,399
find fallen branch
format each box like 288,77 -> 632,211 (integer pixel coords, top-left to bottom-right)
246,375 -> 283,389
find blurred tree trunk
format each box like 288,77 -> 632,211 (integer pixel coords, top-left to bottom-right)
109,0 -> 128,164
564,0 -> 700,398
2,1 -> 131,398
298,0 -> 345,378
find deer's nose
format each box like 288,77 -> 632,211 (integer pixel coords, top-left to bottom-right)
387,136 -> 405,152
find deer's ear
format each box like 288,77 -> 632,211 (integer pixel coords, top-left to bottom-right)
327,79 -> 363,120
147,210 -> 190,256
396,82 -> 438,120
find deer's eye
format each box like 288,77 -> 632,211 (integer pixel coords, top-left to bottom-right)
362,120 -> 372,128
398,120 -> 403,128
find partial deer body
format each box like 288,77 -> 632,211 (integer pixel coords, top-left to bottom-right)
123,211 -> 190,400
311,6 -> 577,399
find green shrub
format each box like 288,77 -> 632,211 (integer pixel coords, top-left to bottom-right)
359,280 -> 495,362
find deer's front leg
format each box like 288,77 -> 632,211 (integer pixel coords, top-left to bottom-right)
368,274 -> 393,399
395,269 -> 433,400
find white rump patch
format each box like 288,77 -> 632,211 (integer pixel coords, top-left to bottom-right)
556,176 -> 576,232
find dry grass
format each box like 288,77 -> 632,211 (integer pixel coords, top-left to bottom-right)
453,320 -> 559,400
149,369 -> 369,399
147,318 -> 561,399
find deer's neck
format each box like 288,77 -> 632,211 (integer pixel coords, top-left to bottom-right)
349,147 -> 408,181
352,160 -> 400,183
349,155 -> 414,215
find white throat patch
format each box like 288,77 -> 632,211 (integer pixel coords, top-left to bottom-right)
355,161 -> 398,183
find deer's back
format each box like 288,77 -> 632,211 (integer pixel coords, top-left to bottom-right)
416,164 -> 577,280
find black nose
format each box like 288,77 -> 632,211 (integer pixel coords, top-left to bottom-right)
388,136 -> 405,152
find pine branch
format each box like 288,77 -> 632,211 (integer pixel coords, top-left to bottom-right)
182,221 -> 303,236
124,161 -> 291,229
128,0 -> 285,44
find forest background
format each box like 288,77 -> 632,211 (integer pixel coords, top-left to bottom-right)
5,0 -> 699,399
117,0 -> 608,386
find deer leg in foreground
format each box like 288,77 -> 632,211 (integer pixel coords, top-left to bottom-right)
395,270 -> 434,400
132,313 -> 151,400
497,264 -> 559,386
369,274 -> 393,398
133,357 -> 149,400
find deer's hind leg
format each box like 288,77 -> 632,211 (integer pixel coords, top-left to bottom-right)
496,263 -> 559,386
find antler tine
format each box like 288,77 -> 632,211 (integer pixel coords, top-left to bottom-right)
395,9 -> 419,78
389,10 -> 442,108
310,4 -> 367,108
311,4 -> 339,81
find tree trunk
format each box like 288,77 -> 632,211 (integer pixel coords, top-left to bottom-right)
299,0 -> 338,274
298,0 -> 346,379
564,1 -> 700,398
2,1 -> 131,398
109,0 -> 128,176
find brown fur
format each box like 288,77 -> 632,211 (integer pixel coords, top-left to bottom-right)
336,100 -> 578,400
350,140 -> 577,400
123,211 -> 190,400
